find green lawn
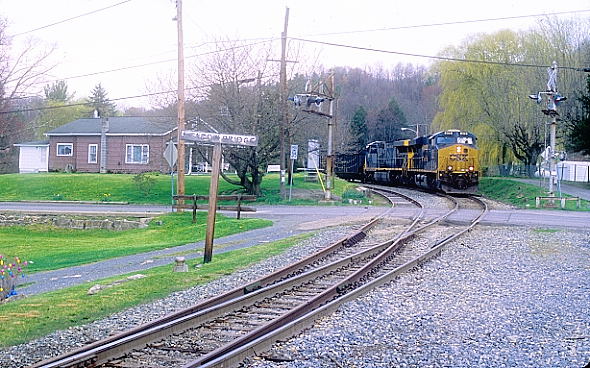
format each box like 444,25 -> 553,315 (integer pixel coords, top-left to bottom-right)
0,212 -> 271,273
0,172 -> 358,205
0,233 -> 313,347
478,177 -> 590,210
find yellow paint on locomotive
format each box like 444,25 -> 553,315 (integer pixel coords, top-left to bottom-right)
437,144 -> 479,173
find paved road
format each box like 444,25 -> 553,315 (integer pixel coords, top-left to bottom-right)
1,201 -> 588,297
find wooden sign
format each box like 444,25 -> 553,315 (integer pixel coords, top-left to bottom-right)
181,131 -> 258,147
183,130 -> 259,264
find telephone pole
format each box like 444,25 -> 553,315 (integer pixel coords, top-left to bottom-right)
176,0 -> 186,197
290,71 -> 336,201
325,71 -> 336,201
279,7 -> 289,199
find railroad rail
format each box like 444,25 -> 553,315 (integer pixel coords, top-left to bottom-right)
31,188 -> 487,368
192,190 -> 487,368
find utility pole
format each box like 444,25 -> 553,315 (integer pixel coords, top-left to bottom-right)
176,0 -> 186,197
290,71 -> 336,201
279,7 -> 289,199
325,71 -> 336,201
528,61 -> 567,196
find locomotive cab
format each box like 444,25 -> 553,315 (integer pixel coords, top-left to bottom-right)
431,130 -> 479,192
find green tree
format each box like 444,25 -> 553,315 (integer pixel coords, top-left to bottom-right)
88,83 -> 117,117
433,21 -> 590,172
34,100 -> 87,139
570,75 -> 590,154
349,106 -> 368,151
434,30 -> 548,172
43,80 -> 73,102
373,97 -> 407,142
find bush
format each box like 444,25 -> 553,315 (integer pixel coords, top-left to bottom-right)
133,172 -> 157,196
0,255 -> 29,300
342,185 -> 367,202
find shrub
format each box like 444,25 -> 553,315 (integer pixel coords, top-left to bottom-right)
342,185 -> 367,202
0,255 -> 29,300
133,172 -> 157,196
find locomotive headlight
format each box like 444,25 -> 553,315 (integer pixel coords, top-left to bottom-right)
468,166 -> 474,171
456,146 -> 461,153
447,165 -> 453,171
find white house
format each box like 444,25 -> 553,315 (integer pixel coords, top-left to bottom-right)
13,140 -> 49,173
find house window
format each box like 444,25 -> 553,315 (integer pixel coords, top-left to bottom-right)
125,144 -> 149,164
88,144 -> 98,163
56,143 -> 73,156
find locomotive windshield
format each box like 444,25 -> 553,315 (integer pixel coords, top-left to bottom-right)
435,134 -> 474,146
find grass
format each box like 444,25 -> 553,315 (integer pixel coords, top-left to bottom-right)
0,233 -> 313,347
0,212 -> 272,273
0,172 -> 359,205
0,172 -> 240,204
478,177 -> 590,210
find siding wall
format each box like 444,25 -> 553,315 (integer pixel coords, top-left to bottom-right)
48,132 -> 175,173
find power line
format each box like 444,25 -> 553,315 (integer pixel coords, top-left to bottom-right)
10,0 -> 134,37
289,37 -> 586,71
29,39 -> 275,86
0,72 -> 281,115
298,9 -> 590,38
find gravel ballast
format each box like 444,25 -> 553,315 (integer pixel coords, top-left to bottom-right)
249,226 -> 590,368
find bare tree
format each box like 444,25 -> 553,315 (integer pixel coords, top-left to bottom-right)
0,19 -> 55,172
187,40 -> 281,195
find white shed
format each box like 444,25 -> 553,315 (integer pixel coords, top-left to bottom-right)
557,161 -> 590,182
14,141 -> 49,173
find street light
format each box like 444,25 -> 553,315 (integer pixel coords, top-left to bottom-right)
401,127 -> 418,138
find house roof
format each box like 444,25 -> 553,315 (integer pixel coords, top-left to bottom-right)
45,116 -> 177,136
13,140 -> 50,147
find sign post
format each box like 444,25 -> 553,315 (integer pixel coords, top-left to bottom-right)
289,144 -> 298,201
203,143 -> 222,263
181,131 -> 258,263
163,140 -> 178,205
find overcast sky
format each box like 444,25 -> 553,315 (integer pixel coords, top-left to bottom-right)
2,0 -> 590,109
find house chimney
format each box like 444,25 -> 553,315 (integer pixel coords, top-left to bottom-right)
100,117 -> 109,173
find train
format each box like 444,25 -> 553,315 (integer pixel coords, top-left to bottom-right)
335,129 -> 479,193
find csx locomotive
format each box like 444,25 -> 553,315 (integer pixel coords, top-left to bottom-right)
335,130 -> 479,193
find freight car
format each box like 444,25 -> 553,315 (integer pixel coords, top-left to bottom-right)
335,130 -> 479,193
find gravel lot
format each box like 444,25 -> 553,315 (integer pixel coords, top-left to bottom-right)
2,220 -> 589,367
249,226 -> 590,368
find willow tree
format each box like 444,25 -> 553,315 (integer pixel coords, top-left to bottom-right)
434,30 -> 557,173
434,20 -> 590,173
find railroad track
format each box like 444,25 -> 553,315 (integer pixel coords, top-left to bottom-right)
31,188 -> 487,368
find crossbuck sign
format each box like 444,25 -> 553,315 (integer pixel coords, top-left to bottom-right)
181,131 -> 258,147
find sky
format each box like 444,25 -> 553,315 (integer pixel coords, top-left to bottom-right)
2,0 -> 590,109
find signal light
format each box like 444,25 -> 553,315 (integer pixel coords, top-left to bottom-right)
306,96 -> 325,107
